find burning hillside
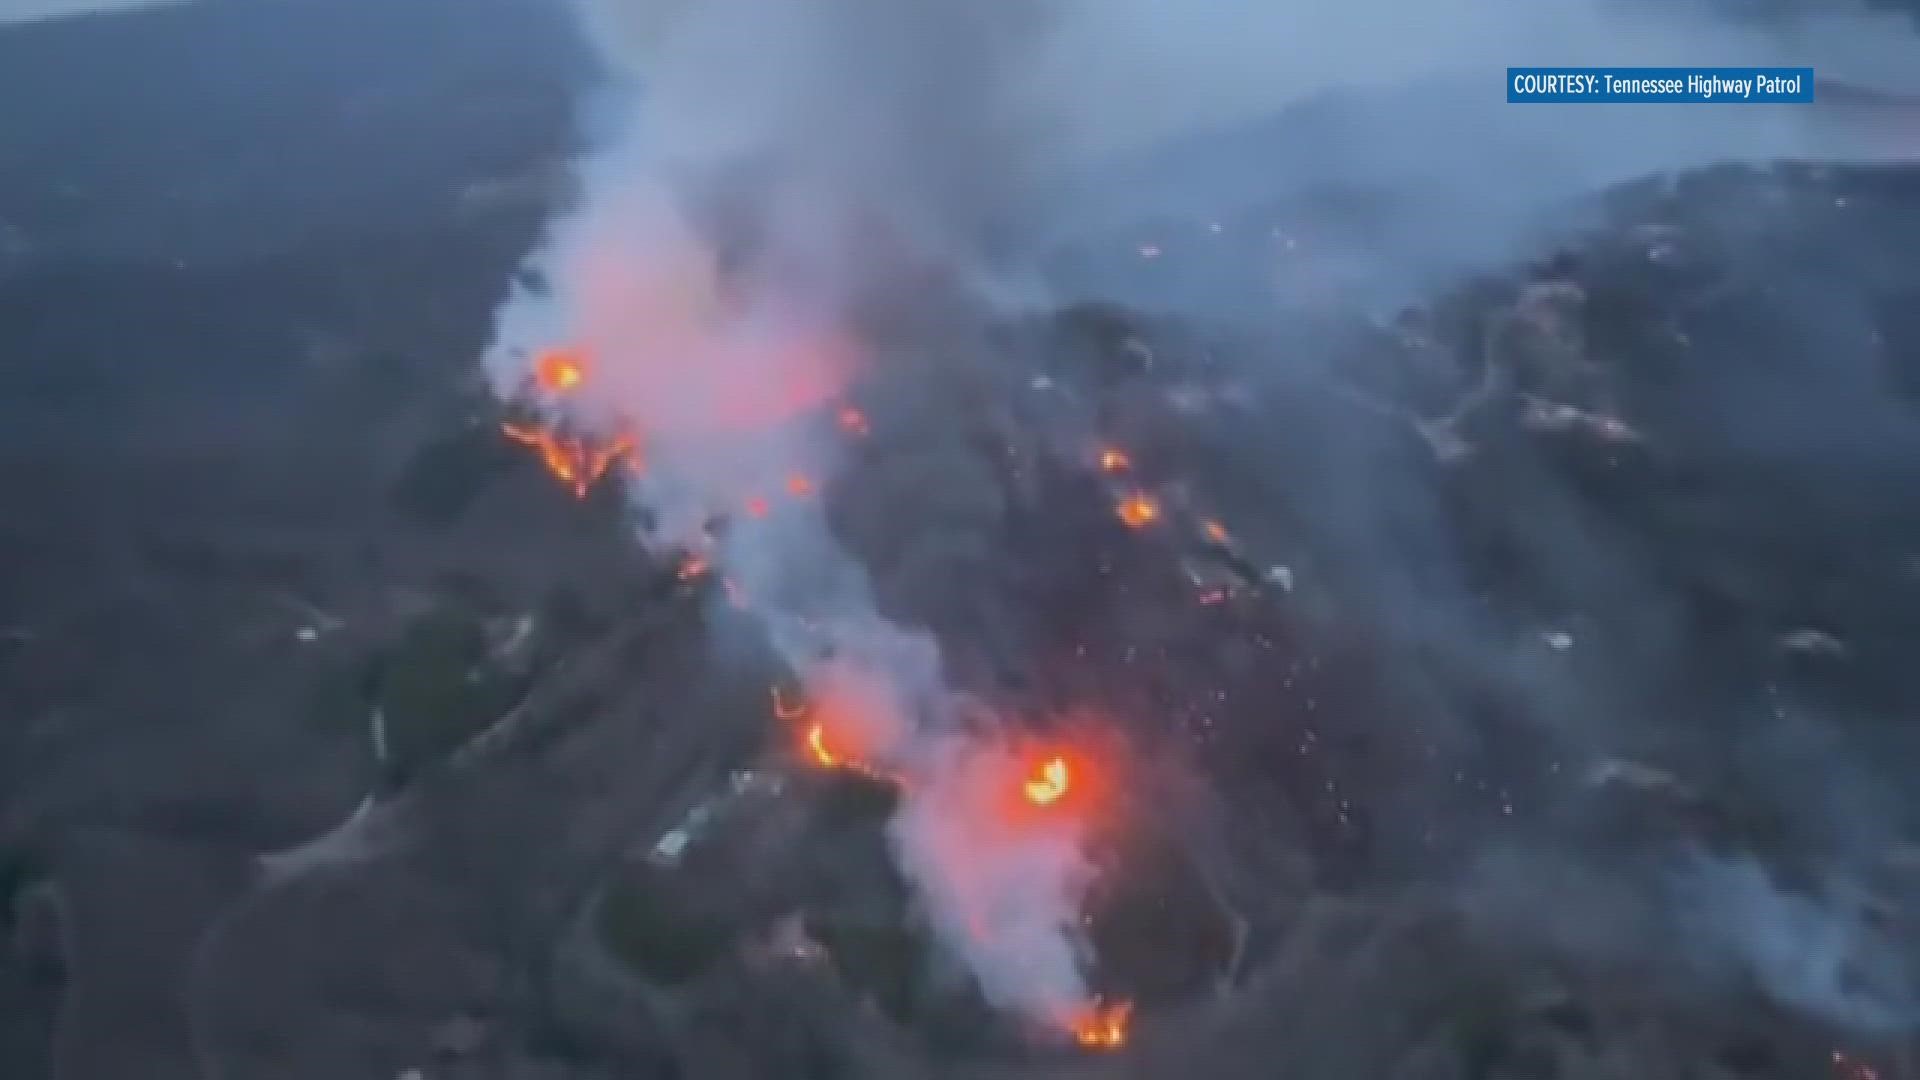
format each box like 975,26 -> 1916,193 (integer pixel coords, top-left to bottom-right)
444,2 -> 1920,1077
15,0 -> 1920,1075
473,152 -> 1920,1076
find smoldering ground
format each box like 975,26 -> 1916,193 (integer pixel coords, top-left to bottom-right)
484,0 -> 1920,1072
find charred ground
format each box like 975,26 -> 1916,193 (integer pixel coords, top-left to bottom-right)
4,2 -> 1920,1079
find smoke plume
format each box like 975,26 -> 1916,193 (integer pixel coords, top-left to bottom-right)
484,0 -> 1920,1049
1677,856 -> 1917,1033
484,0 -> 1118,1034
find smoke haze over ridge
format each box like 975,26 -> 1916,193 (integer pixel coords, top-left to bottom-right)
482,0 -> 1920,1053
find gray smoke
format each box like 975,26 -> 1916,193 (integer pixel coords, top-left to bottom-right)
484,0 -> 1920,1048
484,0 -> 1116,1034
1678,856 -> 1917,1033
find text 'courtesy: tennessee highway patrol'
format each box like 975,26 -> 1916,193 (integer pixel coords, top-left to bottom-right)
1507,67 -> 1815,103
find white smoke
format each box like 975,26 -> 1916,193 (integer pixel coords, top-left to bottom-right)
891,737 -> 1096,1024
484,0 -> 1110,1033
487,0 -> 1920,1039
1676,856 -> 1917,1033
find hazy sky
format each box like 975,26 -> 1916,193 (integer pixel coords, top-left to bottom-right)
0,0 -> 188,26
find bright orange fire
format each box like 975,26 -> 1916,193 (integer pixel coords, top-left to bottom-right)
500,422 -> 637,499
1071,998 -> 1133,1050
1099,447 -> 1131,473
1201,518 -> 1230,545
506,340 -> 864,514
534,348 -> 587,394
772,687 -> 881,776
1023,756 -> 1070,806
1115,492 -> 1161,529
805,722 -> 843,768
771,687 -> 840,767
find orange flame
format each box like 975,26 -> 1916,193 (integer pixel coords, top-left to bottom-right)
1071,998 -> 1133,1050
770,687 -> 846,770
772,689 -> 854,773
1115,492 -> 1160,529
1023,756 -> 1070,806
1201,518 -> 1230,545
770,684 -> 902,783
805,722 -> 842,768
786,472 -> 816,498
677,553 -> 710,582
533,347 -> 587,394
1099,447 -> 1131,474
500,422 -> 637,499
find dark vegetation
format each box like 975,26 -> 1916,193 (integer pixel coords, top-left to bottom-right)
3,0 -> 1920,1075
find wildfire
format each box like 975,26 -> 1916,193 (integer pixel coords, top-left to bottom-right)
772,686 -> 880,777
1023,756 -> 1070,806
507,348 -> 858,514
1115,492 -> 1161,529
805,722 -> 842,769
500,422 -> 637,499
1071,998 -> 1133,1050
771,690 -> 1103,820
1099,447 -> 1131,474
533,347 -> 587,394
771,687 -> 842,768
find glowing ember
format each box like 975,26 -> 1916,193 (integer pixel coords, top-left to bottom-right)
1023,756 -> 1070,806
500,421 -> 637,499
745,495 -> 771,519
772,686 -> 853,772
805,722 -> 841,768
786,472 -> 815,497
533,347 -> 587,394
1201,518 -> 1230,545
677,553 -> 710,581
837,405 -> 870,437
1115,492 -> 1161,529
1071,998 -> 1133,1050
1099,447 -> 1131,473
